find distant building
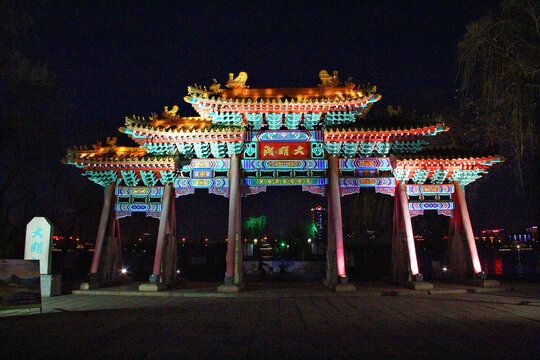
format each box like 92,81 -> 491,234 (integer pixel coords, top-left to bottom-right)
480,229 -> 505,247
507,232 -> 533,246
479,226 -> 538,249
526,226 -> 538,243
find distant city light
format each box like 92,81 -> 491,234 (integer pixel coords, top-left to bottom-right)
121,268 -> 128,274
307,238 -> 312,243
442,267 -> 448,272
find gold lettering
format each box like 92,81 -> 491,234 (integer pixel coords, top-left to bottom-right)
278,146 -> 289,156
294,146 -> 305,155
263,146 -> 275,157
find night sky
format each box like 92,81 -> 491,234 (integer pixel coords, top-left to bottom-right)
22,1 -> 535,240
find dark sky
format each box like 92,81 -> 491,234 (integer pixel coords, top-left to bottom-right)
26,1 -> 535,240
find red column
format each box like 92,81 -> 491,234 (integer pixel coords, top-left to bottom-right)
225,154 -> 240,283
326,187 -> 337,285
151,183 -> 173,280
397,181 -> 420,276
234,181 -> 242,284
328,156 -> 346,278
453,181 -> 482,274
90,183 -> 115,276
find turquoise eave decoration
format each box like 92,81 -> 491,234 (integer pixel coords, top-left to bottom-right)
480,157 -> 502,166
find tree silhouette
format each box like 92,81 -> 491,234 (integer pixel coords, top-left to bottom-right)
458,0 -> 539,193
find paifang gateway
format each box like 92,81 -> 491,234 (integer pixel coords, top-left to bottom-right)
64,70 -> 503,292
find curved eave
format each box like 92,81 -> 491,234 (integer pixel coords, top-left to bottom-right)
324,124 -> 449,141
65,155 -> 175,171
390,155 -> 504,170
122,125 -> 245,144
185,93 -> 380,109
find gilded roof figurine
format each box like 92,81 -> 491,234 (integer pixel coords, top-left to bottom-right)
226,72 -> 248,88
319,70 -> 339,87
162,105 -> 179,119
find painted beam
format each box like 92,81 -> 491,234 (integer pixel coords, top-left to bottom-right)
339,158 -> 392,170
242,159 -> 327,170
406,184 -> 454,195
339,177 -> 395,187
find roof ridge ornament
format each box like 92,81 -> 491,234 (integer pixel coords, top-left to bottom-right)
319,70 -> 339,88
162,105 -> 179,119
226,72 -> 248,89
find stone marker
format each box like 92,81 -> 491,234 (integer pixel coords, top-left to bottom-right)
24,217 -> 61,297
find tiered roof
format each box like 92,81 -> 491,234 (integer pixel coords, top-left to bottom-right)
64,70 -> 503,189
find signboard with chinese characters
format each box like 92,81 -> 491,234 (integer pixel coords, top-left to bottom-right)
259,142 -> 309,160
0,259 -> 41,311
24,217 -> 53,275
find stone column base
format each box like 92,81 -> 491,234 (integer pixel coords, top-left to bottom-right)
323,278 -> 337,289
335,283 -> 356,292
80,281 -> 101,290
139,283 -> 167,292
41,274 -> 62,297
400,281 -> 434,290
462,279 -> 501,288
217,282 -> 245,293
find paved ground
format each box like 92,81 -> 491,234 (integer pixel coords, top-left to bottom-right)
1,281 -> 539,359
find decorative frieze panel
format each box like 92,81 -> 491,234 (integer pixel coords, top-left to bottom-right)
115,203 -> 162,219
375,186 -> 395,196
302,185 -> 326,196
244,178 -> 327,186
175,178 -> 229,188
242,186 -> 267,196
340,187 -> 360,196
189,158 -> 230,170
408,201 -> 454,217
115,186 -> 164,219
241,160 -> 326,170
208,188 -> 229,197
340,158 -> 392,170
406,184 -> 454,196
258,142 -> 310,160
175,188 -> 195,197
249,130 -> 322,142
339,177 -> 395,188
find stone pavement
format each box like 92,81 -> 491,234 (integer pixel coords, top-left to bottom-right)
0,282 -> 539,359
